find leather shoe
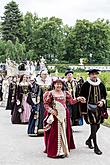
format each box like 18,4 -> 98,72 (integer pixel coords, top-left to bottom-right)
94,146 -> 102,155
56,155 -> 65,158
85,140 -> 94,149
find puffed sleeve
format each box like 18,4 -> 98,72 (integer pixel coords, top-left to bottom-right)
66,91 -> 78,105
43,91 -> 53,113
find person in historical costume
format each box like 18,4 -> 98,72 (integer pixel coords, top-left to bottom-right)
12,74 -> 31,124
39,57 -> 46,71
35,70 -> 52,135
16,76 -> 20,86
11,75 -> 21,124
80,69 -> 108,155
18,62 -> 26,71
18,62 -> 28,76
2,76 -> 12,108
25,61 -> 31,75
6,58 -> 18,77
76,73 -> 84,97
35,60 -> 40,74
27,75 -> 41,136
0,75 -> 3,104
43,78 -> 86,158
30,61 -> 35,75
6,76 -> 17,112
65,68 -> 82,126
6,58 -> 12,77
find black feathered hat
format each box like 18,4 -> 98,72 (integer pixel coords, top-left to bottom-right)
65,68 -> 73,76
86,69 -> 100,74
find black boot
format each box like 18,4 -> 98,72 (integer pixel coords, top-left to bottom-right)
85,139 -> 94,149
94,146 -> 102,155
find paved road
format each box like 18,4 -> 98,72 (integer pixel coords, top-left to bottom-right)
0,107 -> 110,165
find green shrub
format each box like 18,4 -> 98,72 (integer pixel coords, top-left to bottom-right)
74,68 -> 85,72
107,99 -> 110,108
57,65 -> 69,73
107,87 -> 110,91
48,68 -> 56,73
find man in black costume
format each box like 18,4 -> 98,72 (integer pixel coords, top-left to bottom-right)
80,69 -> 108,155
65,68 -> 83,126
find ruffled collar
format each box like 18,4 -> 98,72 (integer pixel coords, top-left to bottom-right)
87,77 -> 101,86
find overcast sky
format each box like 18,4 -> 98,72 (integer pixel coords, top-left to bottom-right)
0,0 -> 110,25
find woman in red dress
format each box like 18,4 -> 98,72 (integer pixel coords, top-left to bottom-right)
43,78 -> 86,158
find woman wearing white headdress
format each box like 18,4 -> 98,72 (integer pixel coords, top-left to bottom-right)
35,70 -> 52,135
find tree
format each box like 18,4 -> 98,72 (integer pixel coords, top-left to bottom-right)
14,38 -> 26,62
0,40 -> 7,62
64,19 -> 110,64
64,20 -> 92,63
33,17 -> 65,62
5,40 -> 15,59
22,12 -> 36,51
1,1 -> 23,43
89,19 -> 110,63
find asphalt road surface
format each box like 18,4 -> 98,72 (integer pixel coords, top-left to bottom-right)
0,107 -> 110,165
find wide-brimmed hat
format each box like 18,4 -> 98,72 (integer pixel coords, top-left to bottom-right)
65,68 -> 73,76
86,69 -> 100,74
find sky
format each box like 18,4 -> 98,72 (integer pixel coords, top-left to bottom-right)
0,0 -> 110,25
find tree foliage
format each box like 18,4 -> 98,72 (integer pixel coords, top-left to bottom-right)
32,17 -> 65,62
1,1 -> 23,43
64,19 -> 110,64
1,1 -> 110,64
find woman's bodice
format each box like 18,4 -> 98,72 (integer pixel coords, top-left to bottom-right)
19,82 -> 30,95
22,85 -> 29,94
52,93 -> 67,109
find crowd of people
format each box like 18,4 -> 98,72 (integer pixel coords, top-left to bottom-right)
0,61 -> 108,158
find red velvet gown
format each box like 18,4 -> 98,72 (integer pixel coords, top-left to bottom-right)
43,90 -> 77,158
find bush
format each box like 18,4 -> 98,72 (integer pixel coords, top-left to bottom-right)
107,87 -> 110,91
107,99 -> 110,108
74,68 -> 85,72
48,68 -> 56,73
56,65 -> 69,73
